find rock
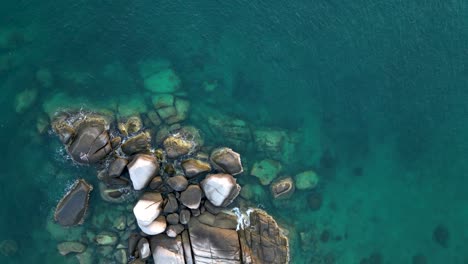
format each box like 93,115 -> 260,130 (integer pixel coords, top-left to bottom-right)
94,231 -> 118,246
150,234 -> 185,264
238,209 -> 290,264
163,194 -> 179,214
207,112 -> 252,151
148,176 -> 163,191
294,170 -> 319,190
128,154 -> 159,190
197,212 -> 238,230
102,176 -> 130,188
113,215 -> 127,231
118,115 -> 142,136
253,129 -> 287,156
76,249 -> 93,264
52,119 -> 75,144
133,192 -> 163,226
166,213 -> 179,225
144,68 -> 181,93
239,184 -> 266,201
110,136 -> 122,149
157,106 -> 177,120
166,224 -> 185,238
179,209 -> 191,225
166,98 -> 190,124
251,159 -> 282,185
99,182 -> 134,204
15,88 -> 38,113
270,177 -> 295,199
121,132 -> 151,155
188,216 -> 241,263
128,233 -> 141,257
137,238 -> 151,260
57,241 -> 86,256
108,158 -> 128,177
204,200 -> 223,215
54,179 -> 93,226
181,159 -> 211,178
67,119 -> 112,164
114,248 -> 127,264
138,215 -> 167,235
210,147 -> 243,176
152,94 -> 174,109
0,240 -> 18,257
147,110 -> 162,127
201,174 -> 241,207
36,68 -> 53,88
179,185 -> 202,209
166,175 -> 188,192
163,134 -> 194,158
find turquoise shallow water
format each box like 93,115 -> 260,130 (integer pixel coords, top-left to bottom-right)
2,1 -> 468,263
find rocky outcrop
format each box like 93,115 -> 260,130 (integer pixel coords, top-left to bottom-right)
54,179 -> 93,226
150,234 -> 185,263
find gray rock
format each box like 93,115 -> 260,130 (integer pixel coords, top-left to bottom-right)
166,175 -> 188,191
200,173 -> 241,207
179,185 -> 202,209
149,176 -> 164,190
204,200 -> 223,215
163,134 -> 194,159
166,213 -> 179,225
137,238 -> 151,260
179,209 -> 191,225
181,159 -> 211,178
163,194 -> 179,214
210,147 -> 243,175
166,224 -> 185,238
67,120 -> 112,164
121,132 -> 151,155
128,233 -> 141,257
54,179 -> 93,227
188,216 -> 241,263
108,158 -> 128,177
150,234 -> 185,264
57,241 -> 86,256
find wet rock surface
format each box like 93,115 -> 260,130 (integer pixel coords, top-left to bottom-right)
54,179 -> 93,227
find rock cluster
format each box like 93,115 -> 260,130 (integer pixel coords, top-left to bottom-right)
51,110 -> 289,263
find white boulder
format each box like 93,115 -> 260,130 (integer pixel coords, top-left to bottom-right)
133,192 -> 163,226
137,216 -> 167,235
201,174 -> 241,207
128,154 -> 159,190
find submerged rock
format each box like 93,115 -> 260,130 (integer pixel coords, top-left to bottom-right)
210,147 -> 244,175
54,179 -> 93,227
15,88 -> 38,113
95,231 -> 118,246
251,159 -> 282,185
57,241 -> 86,256
294,170 -> 319,190
144,68 -> 181,94
201,174 -> 240,207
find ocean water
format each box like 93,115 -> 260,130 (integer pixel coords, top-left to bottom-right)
2,0 -> 468,263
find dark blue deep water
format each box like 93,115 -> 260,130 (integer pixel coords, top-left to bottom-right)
1,1 -> 468,263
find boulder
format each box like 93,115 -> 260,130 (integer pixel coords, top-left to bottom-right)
166,98 -> 190,124
54,179 -> 93,226
270,177 -> 295,199
166,213 -> 179,225
163,193 -> 179,214
133,192 -> 163,226
67,120 -> 112,164
57,241 -> 86,256
238,209 -> 289,264
201,174 -> 241,207
179,209 -> 191,225
157,106 -> 177,120
294,170 -> 319,190
127,154 -> 159,190
210,147 -> 243,175
188,216 -> 241,263
251,159 -> 282,185
117,115 -> 142,136
138,215 -> 167,236
166,175 -> 188,192
166,224 -> 185,238
181,159 -> 211,178
150,234 -> 185,264
121,132 -> 151,155
108,158 -> 128,177
152,94 -> 174,109
137,238 -> 151,260
179,185 -> 202,209
163,134 -> 194,158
